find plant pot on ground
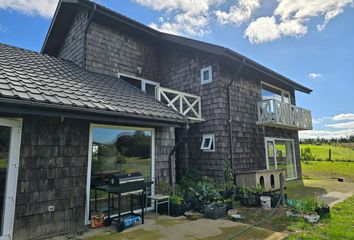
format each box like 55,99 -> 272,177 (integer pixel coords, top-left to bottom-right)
316,204 -> 330,218
169,195 -> 190,217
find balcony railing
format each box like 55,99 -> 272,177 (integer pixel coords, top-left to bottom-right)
257,99 -> 312,130
157,87 -> 203,122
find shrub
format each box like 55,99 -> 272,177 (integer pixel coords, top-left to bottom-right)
301,147 -> 315,162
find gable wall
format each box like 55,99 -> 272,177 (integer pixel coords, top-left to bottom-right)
85,21 -> 160,80
57,9 -> 89,67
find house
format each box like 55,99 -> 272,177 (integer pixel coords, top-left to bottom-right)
0,0 -> 312,239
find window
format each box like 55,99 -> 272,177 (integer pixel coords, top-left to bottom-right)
201,134 -> 215,151
86,125 -> 155,223
201,66 -> 212,85
261,82 -> 291,104
118,73 -> 160,98
264,138 -> 297,180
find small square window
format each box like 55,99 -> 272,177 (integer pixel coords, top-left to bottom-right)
201,134 -> 215,152
201,66 -> 212,85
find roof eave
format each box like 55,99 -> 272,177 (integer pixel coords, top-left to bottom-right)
0,98 -> 187,127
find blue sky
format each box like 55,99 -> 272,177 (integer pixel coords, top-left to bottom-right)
0,0 -> 353,138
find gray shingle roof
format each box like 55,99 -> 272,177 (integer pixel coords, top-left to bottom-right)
0,43 -> 186,123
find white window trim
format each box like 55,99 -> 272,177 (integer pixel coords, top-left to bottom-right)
0,118 -> 22,240
201,134 -> 215,152
118,73 -> 160,98
84,124 -> 156,225
261,81 -> 291,104
200,66 -> 213,85
264,137 -> 297,181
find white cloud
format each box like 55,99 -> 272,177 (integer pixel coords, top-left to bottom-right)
244,16 -> 307,44
308,73 -> 323,79
326,121 -> 354,129
299,129 -> 354,139
134,0 -> 225,36
245,0 -> 353,43
0,0 -> 58,18
216,0 -> 261,25
332,113 -> 354,121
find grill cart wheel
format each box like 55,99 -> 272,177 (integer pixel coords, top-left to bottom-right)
116,220 -> 124,232
104,218 -> 112,227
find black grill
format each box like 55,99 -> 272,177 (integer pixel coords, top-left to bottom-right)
109,172 -> 144,186
92,172 -> 152,232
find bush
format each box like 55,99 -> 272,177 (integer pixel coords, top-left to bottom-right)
301,147 -> 315,162
178,170 -> 224,209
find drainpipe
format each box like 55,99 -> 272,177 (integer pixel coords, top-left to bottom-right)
227,58 -> 245,183
83,3 -> 97,68
168,122 -> 190,193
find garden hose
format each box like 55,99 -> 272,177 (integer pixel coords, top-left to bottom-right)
226,174 -> 285,240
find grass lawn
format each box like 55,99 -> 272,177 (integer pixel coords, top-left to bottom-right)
300,144 -> 354,161
286,196 -> 354,240
302,161 -> 354,182
0,159 -> 7,169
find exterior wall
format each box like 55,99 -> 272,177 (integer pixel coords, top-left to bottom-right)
14,116 -> 89,240
85,21 -> 160,80
221,64 -> 301,179
57,9 -> 88,67
155,127 -> 175,184
12,115 -> 174,240
159,45 -> 228,180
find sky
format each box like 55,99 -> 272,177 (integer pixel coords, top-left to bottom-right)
0,0 -> 353,139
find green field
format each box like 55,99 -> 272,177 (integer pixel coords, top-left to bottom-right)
302,161 -> 354,182
287,195 -> 354,240
300,144 -> 354,161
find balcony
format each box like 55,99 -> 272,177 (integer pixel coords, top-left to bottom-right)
157,87 -> 203,122
257,99 -> 313,130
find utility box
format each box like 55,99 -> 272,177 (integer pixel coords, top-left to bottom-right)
235,169 -> 285,191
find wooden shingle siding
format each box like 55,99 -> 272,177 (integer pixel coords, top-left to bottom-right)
13,116 -> 174,240
56,15 -> 301,181
222,65 -> 301,177
85,22 -> 160,80
155,127 -> 176,183
159,46 -> 228,180
58,9 -> 89,67
14,116 -> 89,240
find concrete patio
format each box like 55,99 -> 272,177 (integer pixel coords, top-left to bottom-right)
79,215 -> 286,240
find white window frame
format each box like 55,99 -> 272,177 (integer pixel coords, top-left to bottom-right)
84,124 -> 155,225
200,134 -> 215,152
261,82 -> 291,104
0,118 -> 22,240
118,73 -> 160,98
264,137 -> 297,180
200,66 -> 213,85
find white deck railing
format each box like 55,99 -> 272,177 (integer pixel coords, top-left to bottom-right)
257,99 -> 312,130
157,87 -> 203,121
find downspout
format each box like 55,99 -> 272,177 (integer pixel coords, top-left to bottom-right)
168,122 -> 190,193
227,58 -> 245,183
83,3 -> 97,68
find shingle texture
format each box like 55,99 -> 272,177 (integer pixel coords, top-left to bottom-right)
0,43 -> 185,122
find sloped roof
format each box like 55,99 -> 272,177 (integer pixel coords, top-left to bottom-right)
42,0 -> 312,94
0,43 -> 186,124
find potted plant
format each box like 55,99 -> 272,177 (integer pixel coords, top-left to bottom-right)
315,201 -> 330,218
170,194 -> 190,217
301,197 -> 321,223
236,186 -> 261,207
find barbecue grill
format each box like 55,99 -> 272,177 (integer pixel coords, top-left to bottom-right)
92,172 -> 152,232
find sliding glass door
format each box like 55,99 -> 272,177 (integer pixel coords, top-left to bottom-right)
85,125 -> 155,223
0,118 -> 22,240
265,138 -> 297,180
